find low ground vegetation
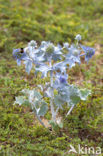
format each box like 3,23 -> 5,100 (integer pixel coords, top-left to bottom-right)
0,0 -> 103,155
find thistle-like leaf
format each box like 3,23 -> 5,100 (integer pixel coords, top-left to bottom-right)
24,59 -> 32,74
37,102 -> 48,116
54,95 -> 65,109
14,96 -> 29,106
35,63 -> 51,78
79,88 -> 91,100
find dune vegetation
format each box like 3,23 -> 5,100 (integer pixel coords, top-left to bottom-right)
0,0 -> 103,155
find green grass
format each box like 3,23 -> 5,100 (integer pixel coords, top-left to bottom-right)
0,0 -> 103,155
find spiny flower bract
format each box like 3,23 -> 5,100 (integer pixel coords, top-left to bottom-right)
81,45 -> 95,62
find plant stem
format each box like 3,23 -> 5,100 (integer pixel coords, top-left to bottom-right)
31,103 -> 46,127
55,107 -> 59,116
35,112 -> 45,127
49,61 -> 56,122
66,105 -> 74,116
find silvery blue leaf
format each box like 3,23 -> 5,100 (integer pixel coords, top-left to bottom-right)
75,34 -> 82,41
35,63 -> 51,78
41,41 -> 47,46
57,43 -> 62,50
24,59 -> 32,74
32,89 -> 43,99
64,59 -> 76,69
36,108 -> 40,114
14,96 -> 25,105
79,89 -> 91,100
28,89 -> 42,103
28,90 -> 35,103
52,45 -> 62,61
54,46 -> 62,55
63,42 -> 69,49
24,47 -> 35,59
58,122 -> 63,128
64,44 -> 81,68
45,87 -> 52,97
68,44 -> 81,55
33,100 -> 40,109
17,59 -> 21,66
14,96 -> 29,106
35,53 -> 45,62
53,62 -> 66,73
68,94 -> 80,106
37,102 -> 48,116
54,95 -> 64,109
59,85 -> 91,106
57,85 -> 80,106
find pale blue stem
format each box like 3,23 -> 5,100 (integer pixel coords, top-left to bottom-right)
55,107 -> 59,116
49,61 -> 56,122
35,112 -> 45,127
31,103 -> 45,127
66,105 -> 74,116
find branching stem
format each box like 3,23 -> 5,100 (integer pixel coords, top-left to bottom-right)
49,61 -> 56,122
35,112 -> 45,127
31,103 -> 46,127
66,105 -> 74,116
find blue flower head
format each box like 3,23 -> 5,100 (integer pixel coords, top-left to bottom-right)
75,34 -> 82,41
13,48 -> 27,66
63,42 -> 69,49
59,74 -> 68,84
46,43 -> 55,55
40,42 -> 62,62
54,73 -> 68,89
81,45 -> 95,62
65,44 -> 81,68
28,40 -> 37,48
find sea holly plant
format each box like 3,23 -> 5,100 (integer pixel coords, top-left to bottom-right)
13,35 -> 95,129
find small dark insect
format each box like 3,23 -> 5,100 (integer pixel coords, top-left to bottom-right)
20,48 -> 24,53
